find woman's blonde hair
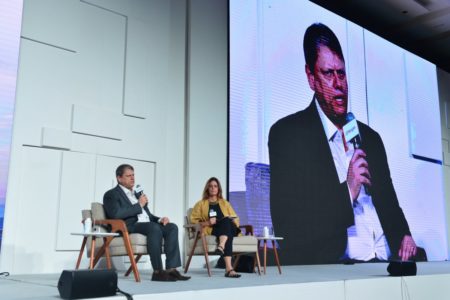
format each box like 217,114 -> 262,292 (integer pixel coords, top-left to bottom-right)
202,177 -> 223,200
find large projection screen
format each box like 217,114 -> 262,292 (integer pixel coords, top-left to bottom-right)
0,1 -> 23,250
229,0 -> 447,265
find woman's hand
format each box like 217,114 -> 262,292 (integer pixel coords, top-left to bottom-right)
209,217 -> 217,225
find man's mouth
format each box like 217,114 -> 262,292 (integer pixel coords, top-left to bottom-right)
334,95 -> 346,104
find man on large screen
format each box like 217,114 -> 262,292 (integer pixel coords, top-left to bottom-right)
268,23 -> 422,265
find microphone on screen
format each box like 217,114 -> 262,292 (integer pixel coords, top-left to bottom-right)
343,112 -> 362,149
343,112 -> 370,195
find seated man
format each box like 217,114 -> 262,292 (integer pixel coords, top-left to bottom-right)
103,164 -> 190,281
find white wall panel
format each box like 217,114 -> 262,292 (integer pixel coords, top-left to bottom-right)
41,127 -> 72,150
21,0 -> 79,50
71,104 -> 123,140
10,147 -> 62,273
123,18 -> 152,119
13,39 -> 76,146
56,151 -> 96,250
159,0 -> 187,230
83,0 -> 154,22
187,0 -> 228,207
76,2 -> 126,111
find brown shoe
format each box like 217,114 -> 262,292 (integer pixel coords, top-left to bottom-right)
168,269 -> 191,281
152,270 -> 177,282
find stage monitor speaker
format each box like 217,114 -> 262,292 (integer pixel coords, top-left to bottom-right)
387,261 -> 417,276
58,269 -> 117,299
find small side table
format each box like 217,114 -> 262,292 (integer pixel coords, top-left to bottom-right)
71,232 -> 119,270
256,236 -> 284,274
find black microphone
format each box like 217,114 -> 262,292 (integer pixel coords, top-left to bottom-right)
343,112 -> 370,195
343,112 -> 361,149
135,184 -> 148,207
135,184 -> 144,198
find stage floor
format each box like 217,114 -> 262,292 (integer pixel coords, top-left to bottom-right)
1,262 -> 450,300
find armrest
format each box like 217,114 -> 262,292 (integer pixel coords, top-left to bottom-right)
95,219 -> 128,234
239,224 -> 254,236
183,223 -> 201,229
184,222 -> 211,238
184,223 -> 201,239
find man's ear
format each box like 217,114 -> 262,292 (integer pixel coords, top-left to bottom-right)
305,64 -> 315,91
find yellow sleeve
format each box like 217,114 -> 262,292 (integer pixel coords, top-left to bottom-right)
190,200 -> 206,224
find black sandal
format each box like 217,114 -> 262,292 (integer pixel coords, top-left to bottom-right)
214,245 -> 225,256
225,269 -> 241,278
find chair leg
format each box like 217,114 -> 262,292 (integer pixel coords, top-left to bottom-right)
75,237 -> 87,269
185,234 -> 200,274
89,238 -> 96,269
123,232 -> 141,282
201,235 -> 211,277
92,236 -> 113,268
103,237 -> 112,269
255,250 -> 262,275
184,253 -> 193,274
125,254 -> 142,277
272,240 -> 282,274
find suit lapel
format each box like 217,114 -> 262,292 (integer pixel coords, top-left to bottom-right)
115,185 -> 133,206
303,101 -> 342,185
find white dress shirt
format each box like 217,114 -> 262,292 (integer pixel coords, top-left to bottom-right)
119,184 -> 150,223
315,99 -> 391,261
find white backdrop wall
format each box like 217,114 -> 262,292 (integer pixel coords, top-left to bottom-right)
0,0 -> 227,274
186,0 -> 228,208
438,68 -> 450,258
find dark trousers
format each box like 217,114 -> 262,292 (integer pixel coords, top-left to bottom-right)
131,222 -> 181,271
211,217 -> 237,257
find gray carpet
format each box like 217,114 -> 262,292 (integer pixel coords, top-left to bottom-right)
1,262 -> 450,300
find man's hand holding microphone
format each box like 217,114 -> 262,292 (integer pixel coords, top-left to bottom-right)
343,112 -> 371,201
135,184 -> 148,208
135,184 -> 170,226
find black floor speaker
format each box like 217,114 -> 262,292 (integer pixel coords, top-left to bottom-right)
58,269 -> 117,299
387,261 -> 417,276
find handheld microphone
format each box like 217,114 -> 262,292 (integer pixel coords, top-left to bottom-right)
135,184 -> 148,207
343,112 -> 361,149
343,112 -> 370,195
135,184 -> 144,198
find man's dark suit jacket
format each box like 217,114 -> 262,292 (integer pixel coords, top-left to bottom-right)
268,101 -> 411,265
103,185 -> 160,232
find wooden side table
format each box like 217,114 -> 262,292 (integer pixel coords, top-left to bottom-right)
256,236 -> 284,274
71,232 -> 119,270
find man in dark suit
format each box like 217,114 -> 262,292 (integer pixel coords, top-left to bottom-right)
103,164 -> 190,281
268,23 -> 418,265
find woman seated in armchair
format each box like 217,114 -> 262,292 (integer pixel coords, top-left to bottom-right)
190,177 -> 241,278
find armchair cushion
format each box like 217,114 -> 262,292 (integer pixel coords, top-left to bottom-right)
91,202 -> 107,220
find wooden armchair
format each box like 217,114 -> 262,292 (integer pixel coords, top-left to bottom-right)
184,208 -> 261,276
80,202 -> 148,282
